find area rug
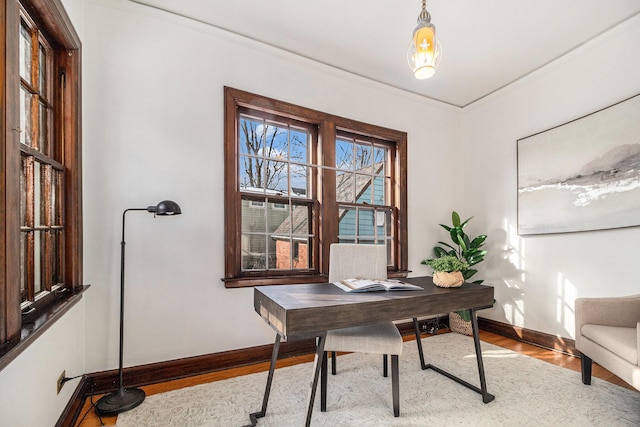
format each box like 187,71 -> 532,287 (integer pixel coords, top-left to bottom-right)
116,334 -> 639,426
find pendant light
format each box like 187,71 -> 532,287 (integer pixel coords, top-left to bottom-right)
407,0 -> 442,79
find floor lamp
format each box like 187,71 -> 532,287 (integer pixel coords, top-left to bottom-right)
96,200 -> 182,416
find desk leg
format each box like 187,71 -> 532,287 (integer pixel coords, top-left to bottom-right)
305,334 -> 326,427
246,334 -> 281,426
470,308 -> 495,403
413,317 -> 428,369
414,311 -> 495,404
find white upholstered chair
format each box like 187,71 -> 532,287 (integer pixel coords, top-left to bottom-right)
320,243 -> 403,417
575,294 -> 640,391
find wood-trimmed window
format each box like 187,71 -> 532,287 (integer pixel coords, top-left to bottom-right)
224,87 -> 407,287
1,0 -> 82,347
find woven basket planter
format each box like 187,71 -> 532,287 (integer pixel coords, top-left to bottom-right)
449,311 -> 473,336
433,271 -> 464,288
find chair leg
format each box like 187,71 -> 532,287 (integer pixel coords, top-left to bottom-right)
581,353 -> 592,385
383,354 -> 388,377
391,355 -> 399,417
331,351 -> 337,375
321,352 -> 328,411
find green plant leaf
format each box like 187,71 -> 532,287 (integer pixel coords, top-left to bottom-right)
437,241 -> 457,252
456,309 -> 472,322
459,216 -> 474,229
470,235 -> 487,248
451,211 -> 461,227
439,224 -> 452,232
462,269 -> 478,279
433,247 -> 449,258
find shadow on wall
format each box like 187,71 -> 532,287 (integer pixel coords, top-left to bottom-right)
490,218 -> 577,339
488,221 -> 526,330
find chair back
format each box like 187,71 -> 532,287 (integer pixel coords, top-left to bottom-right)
328,243 -> 387,282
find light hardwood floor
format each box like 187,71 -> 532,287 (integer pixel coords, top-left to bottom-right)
74,330 -> 634,427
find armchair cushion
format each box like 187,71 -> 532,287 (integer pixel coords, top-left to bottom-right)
581,325 -> 637,365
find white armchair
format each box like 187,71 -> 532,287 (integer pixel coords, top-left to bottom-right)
575,294 -> 640,391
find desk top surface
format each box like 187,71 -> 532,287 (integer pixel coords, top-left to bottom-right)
254,276 -> 494,338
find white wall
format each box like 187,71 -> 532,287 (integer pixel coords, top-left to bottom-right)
461,15 -> 640,338
82,0 -> 462,372
0,1 -> 86,425
0,302 -> 86,426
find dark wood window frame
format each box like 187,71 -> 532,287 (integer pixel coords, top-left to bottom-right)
1,0 -> 82,367
223,87 -> 408,288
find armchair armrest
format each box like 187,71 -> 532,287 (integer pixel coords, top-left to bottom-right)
575,295 -> 640,349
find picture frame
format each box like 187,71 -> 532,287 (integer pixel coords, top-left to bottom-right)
517,93 -> 640,235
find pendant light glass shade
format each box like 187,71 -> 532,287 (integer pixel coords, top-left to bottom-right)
407,1 -> 441,79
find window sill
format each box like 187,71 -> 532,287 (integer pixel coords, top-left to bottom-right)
0,285 -> 90,373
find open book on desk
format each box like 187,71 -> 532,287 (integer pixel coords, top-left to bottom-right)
333,278 -> 422,293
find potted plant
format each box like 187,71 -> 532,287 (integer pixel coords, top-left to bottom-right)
425,211 -> 488,334
421,255 -> 468,288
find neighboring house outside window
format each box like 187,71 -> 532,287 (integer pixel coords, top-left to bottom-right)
1,0 -> 82,351
224,87 -> 407,287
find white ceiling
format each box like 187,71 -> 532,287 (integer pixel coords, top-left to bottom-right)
132,0 -> 640,108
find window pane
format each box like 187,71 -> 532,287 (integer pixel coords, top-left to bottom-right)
293,238 -> 310,269
336,170 -> 353,203
377,209 -> 391,238
274,238 -> 292,270
242,234 -> 266,270
34,161 -> 42,226
34,231 -> 42,294
20,87 -> 33,146
290,164 -> 309,198
20,157 -> 28,226
53,170 -> 62,225
358,209 -> 375,237
51,230 -> 61,285
355,173 -> 373,204
373,146 -> 386,169
289,128 -> 308,164
264,160 -> 288,194
39,43 -> 47,95
239,155 -> 264,192
373,176 -> 385,205
19,22 -> 31,83
267,201 -> 289,233
338,206 -> 356,239
336,138 -> 354,170
39,102 -> 48,154
263,122 -> 288,160
20,233 -> 27,303
242,198 -> 266,233
239,116 -> 264,156
290,202 -> 311,235
355,143 -> 372,169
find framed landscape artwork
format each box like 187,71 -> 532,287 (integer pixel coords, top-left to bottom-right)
517,93 -> 640,235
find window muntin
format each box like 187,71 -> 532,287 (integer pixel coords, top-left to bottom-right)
224,88 -> 407,287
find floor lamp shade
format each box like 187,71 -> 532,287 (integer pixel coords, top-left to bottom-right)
95,200 -> 182,416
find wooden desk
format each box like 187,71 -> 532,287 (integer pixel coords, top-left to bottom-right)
247,276 -> 495,426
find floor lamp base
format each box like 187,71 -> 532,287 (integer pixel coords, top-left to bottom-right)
95,387 -> 145,416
